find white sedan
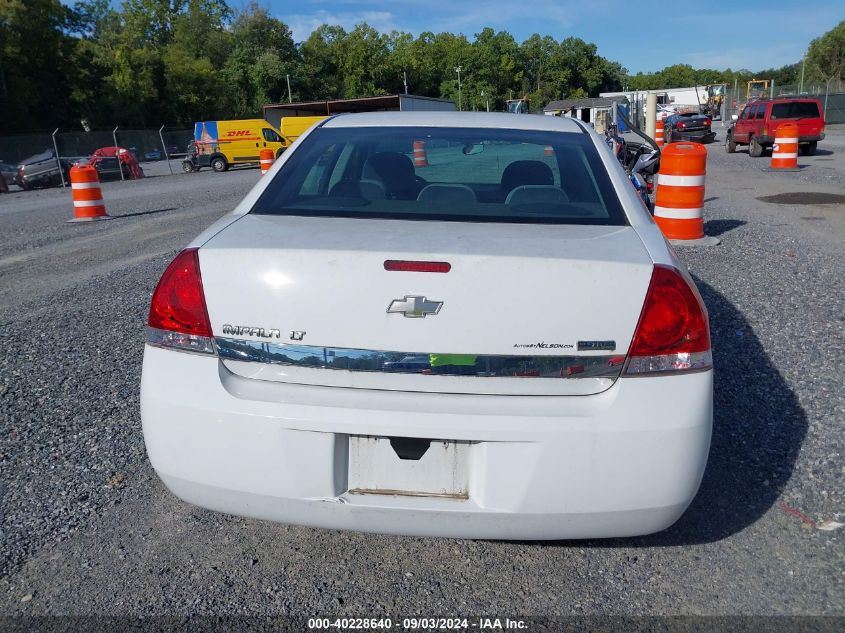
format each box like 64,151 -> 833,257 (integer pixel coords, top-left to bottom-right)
142,111 -> 712,540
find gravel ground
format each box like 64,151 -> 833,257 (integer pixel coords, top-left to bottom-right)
0,129 -> 842,623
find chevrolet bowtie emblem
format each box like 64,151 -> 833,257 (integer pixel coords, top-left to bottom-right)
387,295 -> 443,318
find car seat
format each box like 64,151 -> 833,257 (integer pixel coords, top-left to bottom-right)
363,152 -> 420,200
500,160 -> 554,199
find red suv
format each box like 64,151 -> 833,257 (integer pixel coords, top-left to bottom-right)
726,98 -> 825,157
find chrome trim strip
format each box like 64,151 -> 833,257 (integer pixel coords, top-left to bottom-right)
215,337 -> 625,379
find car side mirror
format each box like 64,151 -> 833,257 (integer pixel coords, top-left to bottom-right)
731,114 -> 738,121
462,143 -> 484,156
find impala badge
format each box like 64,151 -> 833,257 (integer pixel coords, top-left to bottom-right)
387,295 -> 443,318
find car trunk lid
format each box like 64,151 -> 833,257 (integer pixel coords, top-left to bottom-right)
199,214 -> 654,396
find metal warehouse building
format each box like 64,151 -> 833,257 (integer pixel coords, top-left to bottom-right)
263,94 -> 455,129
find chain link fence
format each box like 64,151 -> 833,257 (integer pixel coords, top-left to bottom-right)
0,127 -> 193,165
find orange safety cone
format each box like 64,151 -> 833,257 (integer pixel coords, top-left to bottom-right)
543,145 -> 554,156
413,140 -> 428,167
653,142 -> 709,241
259,149 -> 275,175
770,122 -> 800,170
655,119 -> 665,148
67,164 -> 111,223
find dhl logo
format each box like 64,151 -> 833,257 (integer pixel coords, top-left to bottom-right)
225,130 -> 252,137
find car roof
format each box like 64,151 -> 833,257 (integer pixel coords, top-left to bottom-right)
322,111 -> 585,134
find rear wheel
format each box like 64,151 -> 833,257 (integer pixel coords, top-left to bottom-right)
182,161 -> 195,173
801,141 -> 817,156
211,156 -> 228,172
748,135 -> 763,158
725,132 -> 736,153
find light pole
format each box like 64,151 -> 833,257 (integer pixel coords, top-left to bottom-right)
455,66 -> 462,111
481,90 -> 489,112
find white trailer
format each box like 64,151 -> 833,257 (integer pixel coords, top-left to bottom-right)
601,86 -> 710,111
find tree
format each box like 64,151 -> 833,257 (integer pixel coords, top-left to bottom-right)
0,0 -> 79,132
469,28 -> 522,109
222,3 -> 297,115
300,24 -> 346,100
340,23 -> 391,98
806,20 -> 845,88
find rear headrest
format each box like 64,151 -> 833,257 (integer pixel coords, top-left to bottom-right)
505,185 -> 570,206
501,160 -> 554,193
417,184 -> 477,206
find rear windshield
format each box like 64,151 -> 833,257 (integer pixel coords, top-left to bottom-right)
251,126 -> 627,225
771,101 -> 820,120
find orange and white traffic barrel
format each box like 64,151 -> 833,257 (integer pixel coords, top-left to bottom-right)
259,149 -> 275,175
413,140 -> 428,167
770,122 -> 799,170
655,119 -> 665,148
653,142 -> 707,240
67,164 -> 110,222
543,145 -> 554,156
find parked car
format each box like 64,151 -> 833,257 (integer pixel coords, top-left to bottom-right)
86,146 -> 145,180
726,97 -> 825,157
143,149 -> 162,161
14,150 -> 72,190
0,160 -> 18,184
664,112 -> 716,144
142,111 -> 713,540
89,155 -> 130,181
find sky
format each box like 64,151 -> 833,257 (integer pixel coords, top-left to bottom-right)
233,0 -> 844,75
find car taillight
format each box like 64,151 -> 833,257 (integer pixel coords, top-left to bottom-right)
624,265 -> 711,375
677,122 -> 686,129
146,248 -> 215,354
704,119 -> 711,126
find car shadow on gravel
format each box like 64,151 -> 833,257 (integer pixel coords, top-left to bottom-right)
523,278 -> 807,548
704,219 -> 746,237
644,278 -> 807,545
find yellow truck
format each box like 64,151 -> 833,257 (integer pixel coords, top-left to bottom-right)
184,116 -> 326,172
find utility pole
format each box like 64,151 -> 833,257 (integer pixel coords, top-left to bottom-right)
799,57 -> 806,94
51,129 -> 65,188
286,74 -> 292,103
113,126 -> 124,182
455,66 -> 462,111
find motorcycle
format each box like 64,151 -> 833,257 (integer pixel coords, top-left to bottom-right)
605,123 -> 660,213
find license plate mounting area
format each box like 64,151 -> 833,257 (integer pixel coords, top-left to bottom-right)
347,435 -> 469,500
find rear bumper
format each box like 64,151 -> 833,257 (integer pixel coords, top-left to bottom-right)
756,134 -> 824,145
675,130 -> 716,143
141,345 -> 713,540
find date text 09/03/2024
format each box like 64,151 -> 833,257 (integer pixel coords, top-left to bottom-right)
307,618 -> 528,630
